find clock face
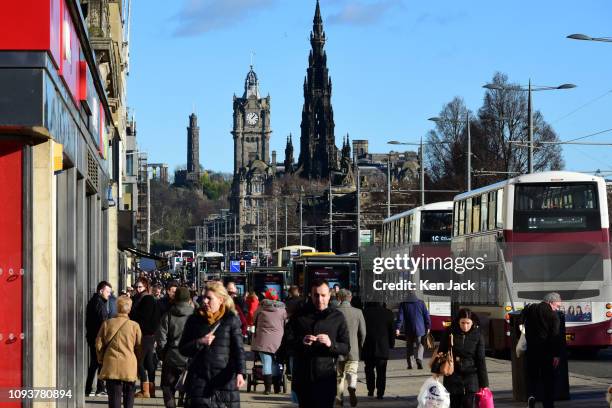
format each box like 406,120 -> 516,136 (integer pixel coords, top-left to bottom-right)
246,112 -> 259,126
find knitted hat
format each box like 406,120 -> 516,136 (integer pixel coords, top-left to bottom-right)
264,288 -> 279,301
175,287 -> 191,303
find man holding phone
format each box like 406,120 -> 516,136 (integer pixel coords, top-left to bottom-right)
284,279 -> 350,408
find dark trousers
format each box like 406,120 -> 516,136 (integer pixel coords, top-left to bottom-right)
138,335 -> 157,383
450,392 -> 476,408
106,380 -> 135,408
527,349 -> 555,408
161,363 -> 184,408
295,378 -> 336,408
85,342 -> 105,394
364,358 -> 388,397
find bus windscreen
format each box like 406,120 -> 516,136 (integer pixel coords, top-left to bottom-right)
420,211 -> 452,242
514,183 -> 600,232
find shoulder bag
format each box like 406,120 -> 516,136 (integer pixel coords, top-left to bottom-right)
430,333 -> 454,376
175,321 -> 222,393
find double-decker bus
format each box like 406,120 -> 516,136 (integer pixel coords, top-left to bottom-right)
451,171 -> 611,353
381,202 -> 454,334
271,245 -> 316,268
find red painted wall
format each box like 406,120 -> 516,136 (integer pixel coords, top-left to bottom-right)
0,142 -> 23,408
61,2 -> 81,104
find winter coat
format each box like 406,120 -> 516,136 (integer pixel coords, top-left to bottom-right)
284,295 -> 305,317
521,302 -> 562,357
95,313 -> 142,382
157,295 -> 173,317
86,293 -> 109,345
244,296 -> 259,326
336,301 -> 366,361
179,310 -> 245,408
156,302 -> 194,369
130,293 -> 161,336
284,302 -> 350,384
396,297 -> 431,337
251,299 -> 287,354
361,303 -> 395,360
438,325 -> 489,395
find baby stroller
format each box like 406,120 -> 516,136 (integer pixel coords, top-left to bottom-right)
246,352 -> 287,394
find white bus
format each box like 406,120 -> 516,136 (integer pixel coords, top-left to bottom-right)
451,171 -> 611,352
271,245 -> 316,268
382,202 -> 454,334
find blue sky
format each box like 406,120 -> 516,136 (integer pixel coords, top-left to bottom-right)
128,0 -> 612,175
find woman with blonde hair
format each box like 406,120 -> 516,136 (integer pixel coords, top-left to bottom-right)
179,281 -> 246,407
96,296 -> 142,408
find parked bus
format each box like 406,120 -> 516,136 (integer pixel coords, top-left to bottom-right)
196,251 -> 224,277
381,202 -> 454,334
271,245 -> 316,268
451,171 -> 611,353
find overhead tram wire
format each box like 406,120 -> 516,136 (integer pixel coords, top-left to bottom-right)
550,89 -> 612,125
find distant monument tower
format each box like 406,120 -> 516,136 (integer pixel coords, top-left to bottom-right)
174,112 -> 201,186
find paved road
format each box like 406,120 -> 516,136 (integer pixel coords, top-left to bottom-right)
567,347 -> 612,381
86,341 -> 611,407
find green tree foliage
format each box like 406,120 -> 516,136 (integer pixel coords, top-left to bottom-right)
200,171 -> 231,200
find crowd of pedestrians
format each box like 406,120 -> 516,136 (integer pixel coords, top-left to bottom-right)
86,274 -> 572,408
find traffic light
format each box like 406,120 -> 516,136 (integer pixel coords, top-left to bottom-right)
239,260 -> 246,273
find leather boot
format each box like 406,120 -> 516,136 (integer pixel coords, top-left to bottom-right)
263,375 -> 272,395
149,382 -> 156,398
135,382 -> 150,398
272,376 -> 282,394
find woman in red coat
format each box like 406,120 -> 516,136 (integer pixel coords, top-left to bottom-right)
244,291 -> 260,326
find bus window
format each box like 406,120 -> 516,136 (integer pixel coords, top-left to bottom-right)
453,202 -> 459,237
421,211 -> 452,242
472,196 -> 481,233
481,193 -> 488,232
488,191 -> 496,230
459,200 -> 466,235
466,198 -> 473,234
496,189 -> 504,229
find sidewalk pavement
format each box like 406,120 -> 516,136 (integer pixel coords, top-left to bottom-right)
86,342 -> 610,407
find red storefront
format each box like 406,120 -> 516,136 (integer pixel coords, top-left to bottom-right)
0,1 -> 114,406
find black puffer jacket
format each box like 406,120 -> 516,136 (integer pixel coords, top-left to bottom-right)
438,325 -> 489,394
156,302 -> 194,369
130,293 -> 161,336
179,310 -> 245,408
284,302 -> 350,383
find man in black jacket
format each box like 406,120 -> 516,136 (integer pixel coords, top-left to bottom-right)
85,281 -> 111,396
522,292 -> 563,408
362,302 -> 395,399
285,279 -> 350,408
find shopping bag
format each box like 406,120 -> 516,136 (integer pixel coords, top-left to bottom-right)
422,331 -> 435,351
475,387 -> 494,408
417,376 -> 450,408
515,324 -> 527,358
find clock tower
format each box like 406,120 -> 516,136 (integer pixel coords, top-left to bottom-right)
231,65 -> 272,173
230,66 -> 273,252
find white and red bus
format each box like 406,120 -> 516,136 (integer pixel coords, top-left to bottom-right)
451,171 -> 611,353
382,202 -> 454,334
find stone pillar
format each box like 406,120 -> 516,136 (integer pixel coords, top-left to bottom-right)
32,140 -> 57,405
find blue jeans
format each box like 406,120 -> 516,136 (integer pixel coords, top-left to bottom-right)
259,352 -> 280,376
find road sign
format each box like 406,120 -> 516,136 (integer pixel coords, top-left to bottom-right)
230,260 -> 241,273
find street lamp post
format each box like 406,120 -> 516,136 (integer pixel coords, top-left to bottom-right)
429,112 -> 472,191
567,33 -> 612,43
483,81 -> 575,173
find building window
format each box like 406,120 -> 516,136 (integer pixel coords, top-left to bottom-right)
126,154 -> 134,176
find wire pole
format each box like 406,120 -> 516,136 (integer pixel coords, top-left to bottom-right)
285,199 -> 288,247
467,111 -> 471,191
329,180 -> 333,251
356,166 -> 361,252
299,187 -> 303,246
420,137 -> 425,206
274,198 -> 278,250
528,79 -> 534,174
387,155 -> 391,218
